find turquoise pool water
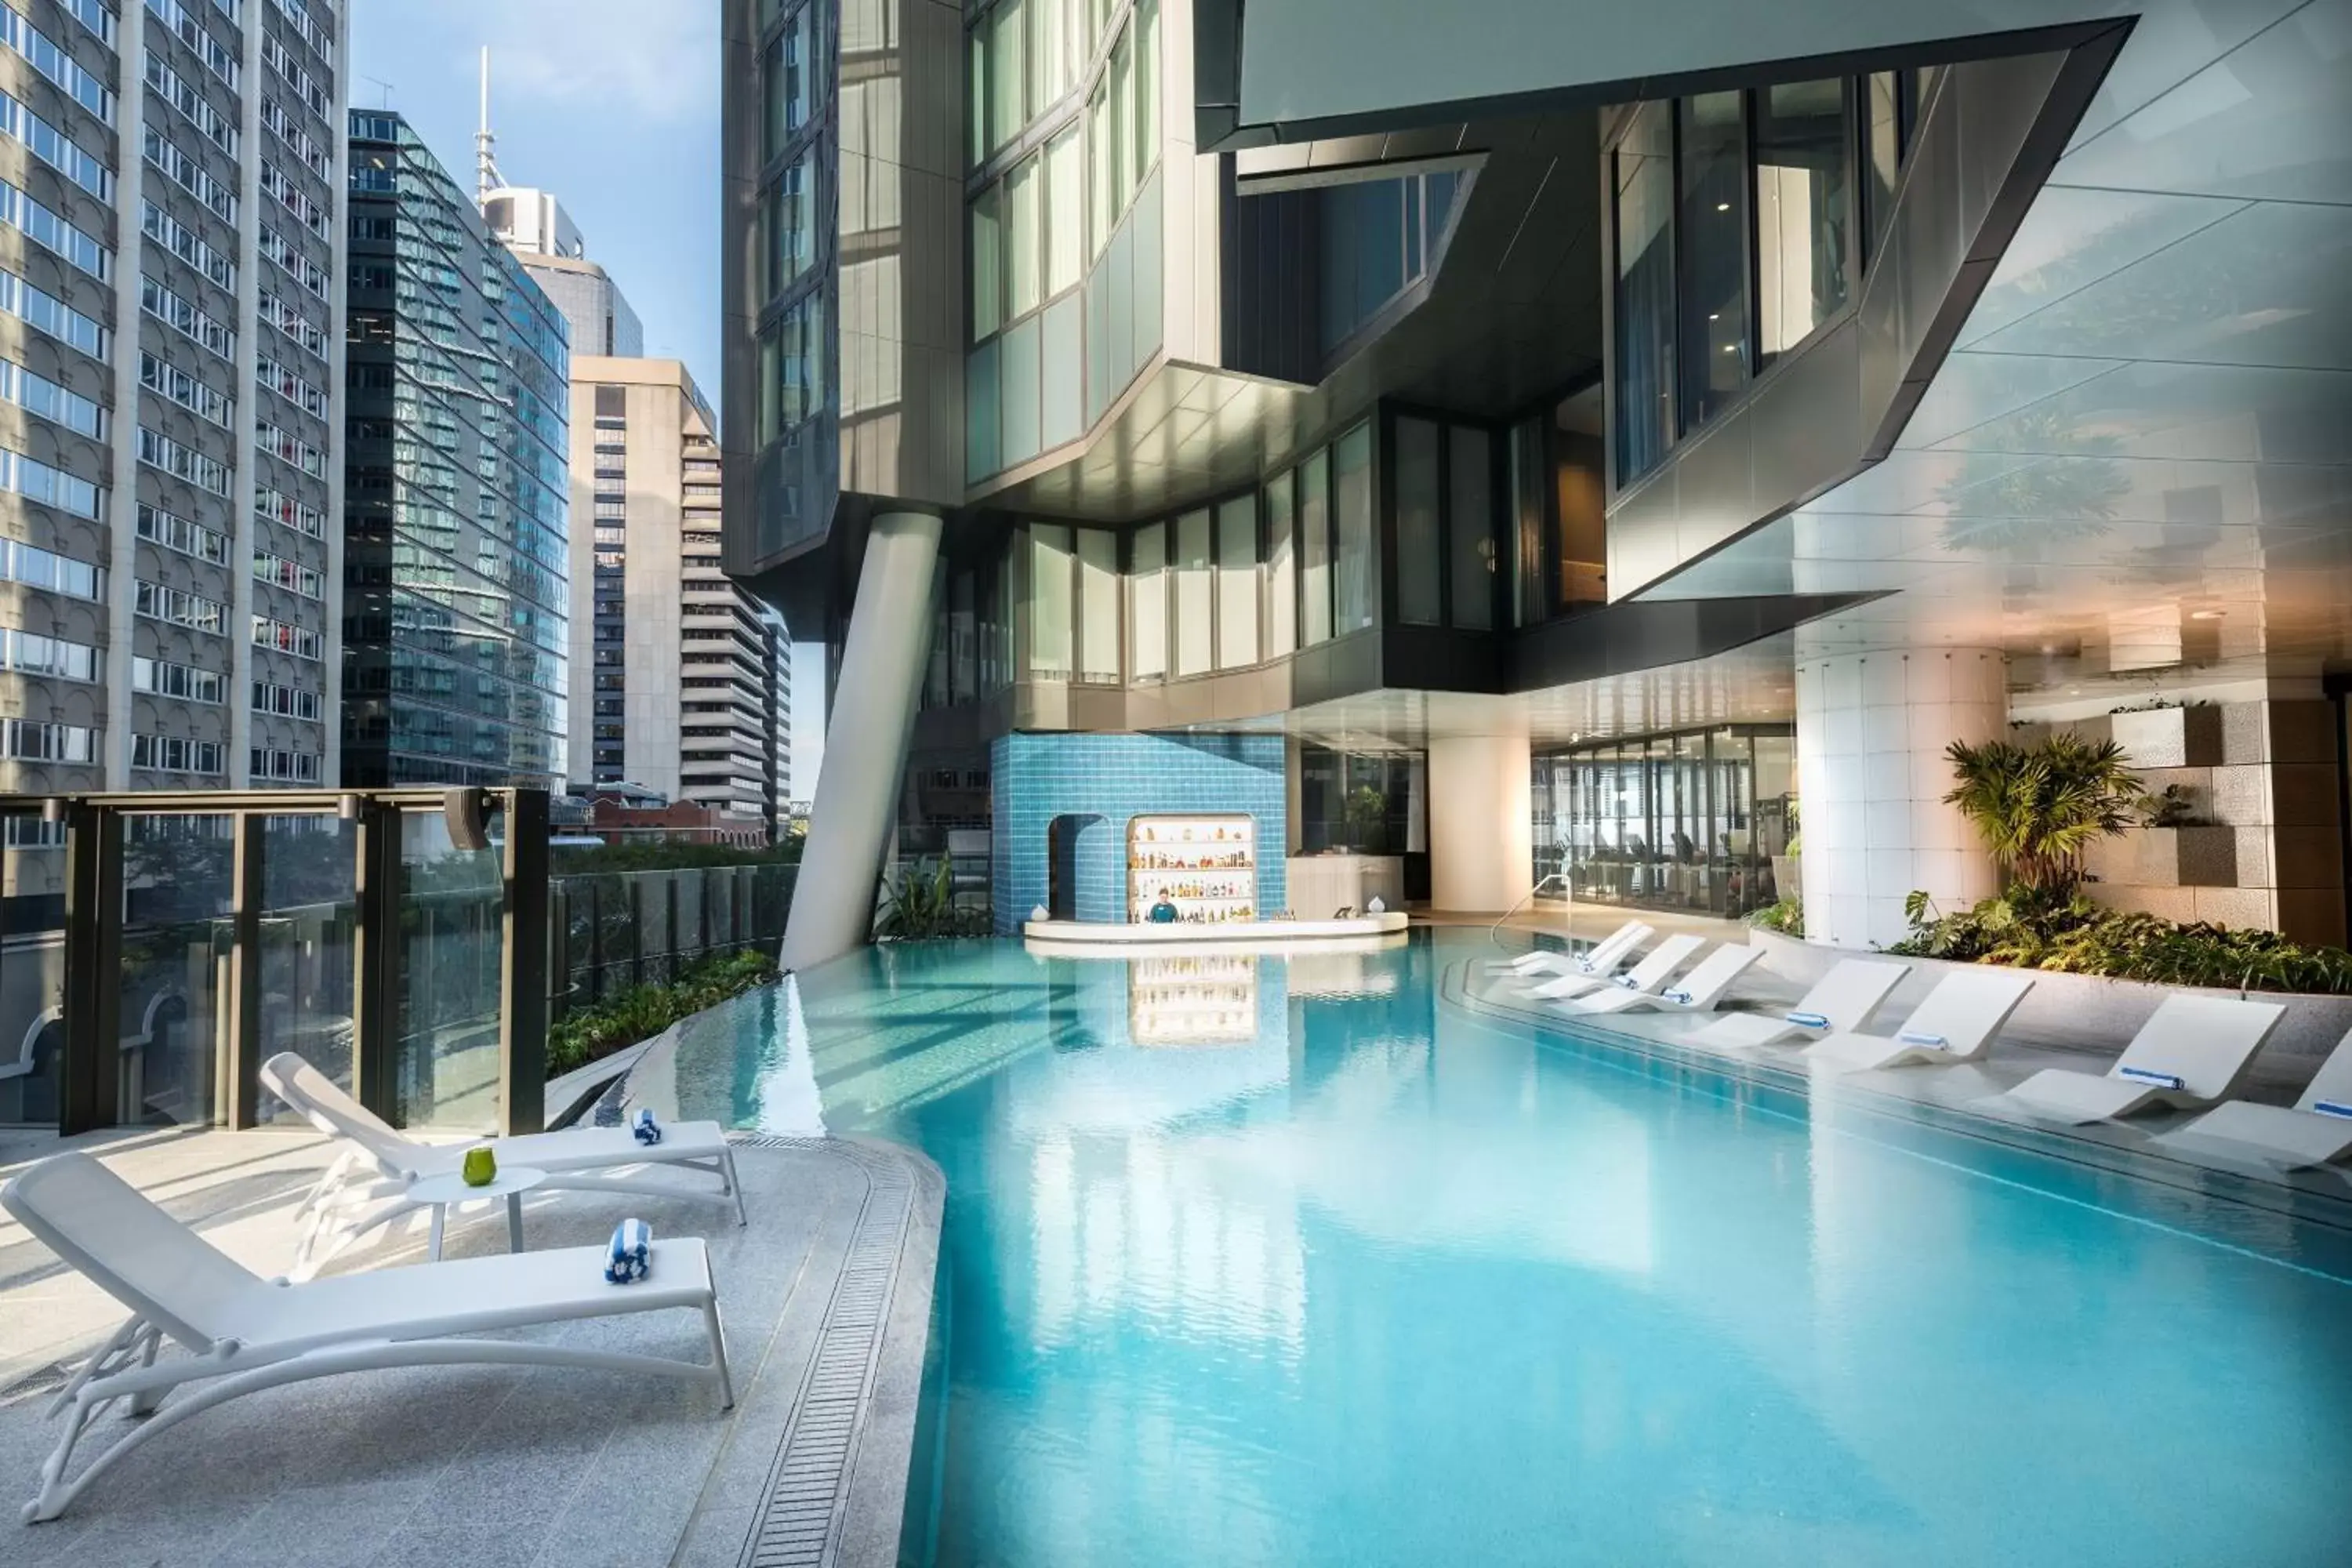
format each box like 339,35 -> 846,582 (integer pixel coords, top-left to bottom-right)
672,932 -> 2352,1566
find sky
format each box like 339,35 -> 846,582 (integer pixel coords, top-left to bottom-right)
349,0 -> 724,403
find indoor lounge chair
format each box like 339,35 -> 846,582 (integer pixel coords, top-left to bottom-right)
2001,993 -> 2286,1124
1,1151 -> 733,1523
1686,959 -> 1911,1051
1491,920 -> 1652,984
1562,942 -> 1764,1016
1530,934 -> 1706,1003
261,1051 -> 746,1277
2168,1026 -> 2352,1167
1802,969 -> 2036,1072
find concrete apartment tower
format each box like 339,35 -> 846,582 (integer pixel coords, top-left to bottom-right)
0,0 -> 347,793
477,53 -> 788,834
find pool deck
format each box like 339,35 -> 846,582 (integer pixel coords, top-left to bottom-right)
0,1119 -> 942,1567
1453,949 -> 2352,1220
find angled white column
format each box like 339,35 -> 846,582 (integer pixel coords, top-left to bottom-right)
778,513 -> 942,973
1797,642 -> 2005,949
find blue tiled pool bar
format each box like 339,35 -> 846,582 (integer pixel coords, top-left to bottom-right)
672,932 -> 2351,1566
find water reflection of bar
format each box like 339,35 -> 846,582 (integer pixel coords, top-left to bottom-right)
1129,954 -> 1259,1045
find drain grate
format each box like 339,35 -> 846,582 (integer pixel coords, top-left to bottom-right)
735,1138 -> 916,1568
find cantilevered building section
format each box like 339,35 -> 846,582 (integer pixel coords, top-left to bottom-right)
343,111 -> 569,789
723,0 -> 2352,964
0,0 -> 347,793
569,356 -> 780,828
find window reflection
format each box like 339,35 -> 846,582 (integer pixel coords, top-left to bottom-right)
1612,102 -> 1674,483
1677,92 -> 1748,431
1755,78 -> 1853,365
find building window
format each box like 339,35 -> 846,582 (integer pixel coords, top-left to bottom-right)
1677,92 -> 1748,434
130,734 -> 225,775
1333,423 -> 1374,636
1448,426 -> 1494,630
1129,520 -> 1166,681
1754,78 -> 1853,367
1024,523 -> 1073,679
1396,417 -> 1442,627
1298,448 -> 1330,647
132,656 -> 227,704
1270,470 -> 1308,658
1076,527 -> 1119,683
1612,101 -> 1674,485
1172,507 -> 1211,678
1215,495 -> 1258,668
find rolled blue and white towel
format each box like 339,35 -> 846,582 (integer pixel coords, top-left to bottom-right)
606,1218 -> 652,1284
631,1107 -> 662,1146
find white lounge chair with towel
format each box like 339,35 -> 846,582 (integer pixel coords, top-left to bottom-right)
262,1051 -> 746,1277
1802,969 -> 2036,1072
2170,1028 -> 2352,1167
1562,942 -> 1764,1016
1526,934 -> 1707,1001
1686,959 -> 1911,1051
1,1151 -> 733,1523
1490,920 -> 1652,983
2002,993 -> 2286,1124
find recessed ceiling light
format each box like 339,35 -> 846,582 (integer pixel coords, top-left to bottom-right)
1723,344 -> 1738,354
1715,202 -> 1730,212
2189,609 -> 2223,621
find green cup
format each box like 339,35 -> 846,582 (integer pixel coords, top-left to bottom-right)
461,1145 -> 497,1187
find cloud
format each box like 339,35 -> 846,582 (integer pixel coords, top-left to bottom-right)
430,0 -> 720,127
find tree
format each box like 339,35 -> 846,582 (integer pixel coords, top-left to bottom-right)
1941,733 -> 2148,899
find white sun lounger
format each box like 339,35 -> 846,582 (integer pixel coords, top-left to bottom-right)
262,1052 -> 745,1277
1802,969 -> 2037,1072
1529,933 -> 1705,1001
2002,993 -> 2287,1124
2170,1028 -> 2352,1167
1563,942 -> 1764,1016
1686,959 -> 1911,1051
1532,934 -> 1708,1004
1,1151 -> 734,1523
1488,920 -> 1651,982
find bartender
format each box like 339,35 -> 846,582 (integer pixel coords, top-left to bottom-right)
1147,895 -> 1181,924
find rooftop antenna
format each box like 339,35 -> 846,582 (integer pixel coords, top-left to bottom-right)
474,46 -> 503,204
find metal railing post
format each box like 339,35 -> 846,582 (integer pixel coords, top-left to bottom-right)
350,800 -> 405,1123
223,812 -> 266,1130
497,789 -> 550,1137
587,877 -> 604,1002
59,801 -> 123,1135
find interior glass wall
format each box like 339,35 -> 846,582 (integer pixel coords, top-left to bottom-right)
1297,746 -> 1424,856
1534,726 -> 1795,917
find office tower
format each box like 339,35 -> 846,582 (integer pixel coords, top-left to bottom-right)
569,355 -> 777,827
0,0 -> 346,792
343,109 -> 568,789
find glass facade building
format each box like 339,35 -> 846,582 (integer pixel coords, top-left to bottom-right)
1534,728 -> 1795,919
343,111 -> 570,789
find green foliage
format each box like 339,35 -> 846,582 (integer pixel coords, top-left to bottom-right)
546,948 -> 778,1077
551,838 -> 803,876
1941,732 -> 2149,897
1747,895 -> 1804,935
1885,890 -> 2352,995
1342,786 -> 1388,849
874,856 -> 989,940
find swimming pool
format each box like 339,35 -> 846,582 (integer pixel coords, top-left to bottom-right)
670,931 -> 2352,1566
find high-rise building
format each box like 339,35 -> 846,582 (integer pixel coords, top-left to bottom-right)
506,248 -> 643,360
568,355 -> 778,826
0,0 -> 346,793
343,110 -> 568,789
722,0 -> 2352,971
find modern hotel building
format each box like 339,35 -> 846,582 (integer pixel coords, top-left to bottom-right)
720,0 -> 2352,967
